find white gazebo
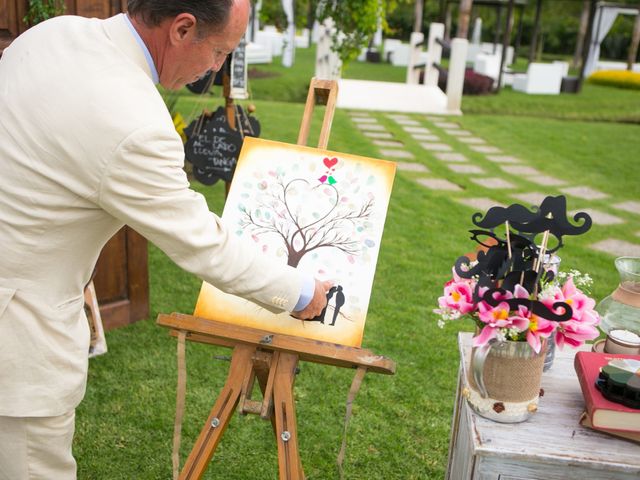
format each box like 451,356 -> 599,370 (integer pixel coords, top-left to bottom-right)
584,1 -> 640,76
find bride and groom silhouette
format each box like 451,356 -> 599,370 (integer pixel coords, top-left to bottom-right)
309,285 -> 345,326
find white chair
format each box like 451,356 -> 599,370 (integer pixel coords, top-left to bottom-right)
383,39 -> 401,62
512,62 -> 565,95
389,43 -> 411,67
473,53 -> 501,82
552,60 -> 570,78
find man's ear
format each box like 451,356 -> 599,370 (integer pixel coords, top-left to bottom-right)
169,13 -> 198,45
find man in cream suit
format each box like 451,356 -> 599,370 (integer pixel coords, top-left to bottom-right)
0,1 -> 331,477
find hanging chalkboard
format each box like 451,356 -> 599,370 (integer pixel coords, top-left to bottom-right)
234,105 -> 261,138
184,107 -> 243,185
184,105 -> 262,185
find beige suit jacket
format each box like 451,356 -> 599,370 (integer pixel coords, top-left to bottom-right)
0,14 -> 303,416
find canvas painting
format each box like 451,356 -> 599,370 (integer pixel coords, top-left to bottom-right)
194,137 -> 396,347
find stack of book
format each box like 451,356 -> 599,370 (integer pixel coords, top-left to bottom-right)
574,351 -> 640,443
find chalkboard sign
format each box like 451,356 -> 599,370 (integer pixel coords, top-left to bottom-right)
184,106 -> 261,185
230,36 -> 248,100
184,107 -> 243,185
185,70 -> 214,94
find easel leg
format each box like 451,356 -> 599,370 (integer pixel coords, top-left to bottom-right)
273,352 -> 304,480
179,344 -> 255,480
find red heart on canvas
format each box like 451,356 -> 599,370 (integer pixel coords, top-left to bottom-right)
323,157 -> 338,169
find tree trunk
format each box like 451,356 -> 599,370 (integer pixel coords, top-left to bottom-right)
306,0 -> 316,46
456,0 -> 474,39
496,0 -> 515,94
445,3 -> 453,41
572,0 -> 590,69
528,0 -> 543,65
414,0 -> 424,33
287,248 -> 304,268
628,13 -> 640,71
577,0 -> 598,93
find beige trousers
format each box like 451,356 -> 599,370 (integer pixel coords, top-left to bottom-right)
0,410 -> 76,480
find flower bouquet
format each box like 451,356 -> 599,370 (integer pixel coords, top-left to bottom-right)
435,196 -> 600,422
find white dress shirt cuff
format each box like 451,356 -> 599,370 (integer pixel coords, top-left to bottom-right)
292,275 -> 315,312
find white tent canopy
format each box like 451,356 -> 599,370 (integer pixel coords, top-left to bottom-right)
584,2 -> 639,76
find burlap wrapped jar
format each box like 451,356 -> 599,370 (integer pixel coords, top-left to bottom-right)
465,339 -> 548,423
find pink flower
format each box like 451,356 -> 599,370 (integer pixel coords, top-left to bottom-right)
438,279 -> 476,315
473,301 -> 529,347
509,287 -> 555,354
555,318 -> 600,349
541,277 -> 600,349
451,265 -> 473,284
561,277 -> 597,321
526,314 -> 556,354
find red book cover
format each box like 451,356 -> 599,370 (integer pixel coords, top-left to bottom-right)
574,351 -> 640,432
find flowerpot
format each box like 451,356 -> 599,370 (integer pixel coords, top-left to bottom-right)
465,339 -> 547,423
596,256 -> 640,336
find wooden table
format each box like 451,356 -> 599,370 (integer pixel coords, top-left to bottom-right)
446,332 -> 640,480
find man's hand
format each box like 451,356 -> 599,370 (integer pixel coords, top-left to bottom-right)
291,279 -> 334,320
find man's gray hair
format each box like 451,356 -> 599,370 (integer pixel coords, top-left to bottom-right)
127,0 -> 234,33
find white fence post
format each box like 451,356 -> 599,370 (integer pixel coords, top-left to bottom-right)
406,32 -> 425,84
446,37 -> 469,114
424,23 -> 444,87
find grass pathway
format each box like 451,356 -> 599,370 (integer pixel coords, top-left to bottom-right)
346,110 -> 640,259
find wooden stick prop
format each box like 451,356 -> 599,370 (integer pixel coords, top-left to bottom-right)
505,221 -> 512,260
533,229 -> 550,297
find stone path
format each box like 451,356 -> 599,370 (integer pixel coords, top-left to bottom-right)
560,186 -> 609,200
456,197 -> 506,211
613,201 -> 640,215
397,162 -> 429,173
373,140 -> 404,148
458,137 -> 486,144
591,239 -> 640,258
347,110 -> 639,259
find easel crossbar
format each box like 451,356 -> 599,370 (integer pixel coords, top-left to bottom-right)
158,313 -> 395,375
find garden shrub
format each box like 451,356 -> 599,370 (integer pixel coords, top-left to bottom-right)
588,70 -> 640,91
434,67 -> 494,95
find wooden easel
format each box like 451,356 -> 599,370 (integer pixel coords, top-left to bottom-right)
158,79 -> 396,480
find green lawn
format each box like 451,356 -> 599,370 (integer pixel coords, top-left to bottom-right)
75,46 -> 640,479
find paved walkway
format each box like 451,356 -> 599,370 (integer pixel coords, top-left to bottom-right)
347,111 -> 640,258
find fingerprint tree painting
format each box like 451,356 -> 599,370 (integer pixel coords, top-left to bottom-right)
194,137 -> 396,347
238,156 -> 375,269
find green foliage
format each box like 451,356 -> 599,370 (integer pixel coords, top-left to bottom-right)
259,0 -> 313,30
23,0 -> 65,26
316,0 -> 400,64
